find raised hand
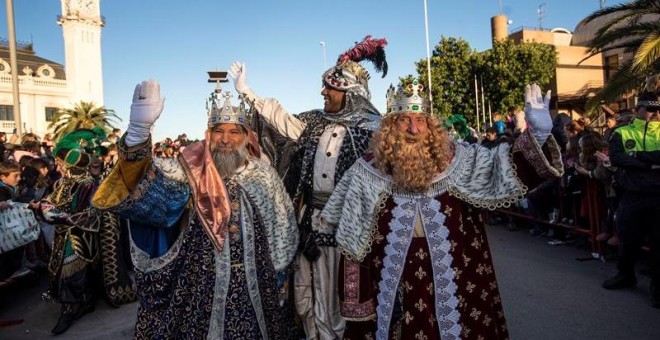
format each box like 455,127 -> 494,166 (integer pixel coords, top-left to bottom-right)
125,79 -> 165,147
130,80 -> 165,125
524,83 -> 552,145
228,62 -> 249,94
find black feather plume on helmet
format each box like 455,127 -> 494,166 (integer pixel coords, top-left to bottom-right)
337,35 -> 388,78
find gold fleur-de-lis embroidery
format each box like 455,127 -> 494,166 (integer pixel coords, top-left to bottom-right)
458,294 -> 466,307
489,282 -> 497,290
476,264 -> 486,275
451,240 -> 458,252
483,250 -> 490,259
462,327 -> 471,338
404,311 -> 414,325
493,295 -> 502,304
463,253 -> 471,267
480,289 -> 489,301
373,256 -> 382,268
426,283 -> 434,295
373,229 -> 385,244
415,298 -> 427,312
485,265 -> 493,274
466,281 -> 476,293
471,238 -> 481,250
477,335 -> 485,340
429,314 -> 437,327
453,267 -> 463,281
459,222 -> 466,234
414,330 -> 428,340
403,281 -> 413,293
415,266 -> 427,280
470,307 -> 482,320
483,315 -> 492,326
415,248 -> 428,260
443,206 -> 453,217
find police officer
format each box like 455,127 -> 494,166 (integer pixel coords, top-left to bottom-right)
602,88 -> 660,309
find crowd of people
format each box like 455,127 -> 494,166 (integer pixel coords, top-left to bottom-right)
1,35 -> 658,339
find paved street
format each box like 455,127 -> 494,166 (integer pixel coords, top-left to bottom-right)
1,223 -> 659,339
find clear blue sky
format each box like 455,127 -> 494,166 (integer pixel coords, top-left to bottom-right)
2,0 -> 626,141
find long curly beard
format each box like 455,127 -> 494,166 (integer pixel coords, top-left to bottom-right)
372,115 -> 452,194
382,131 -> 437,193
211,139 -> 248,179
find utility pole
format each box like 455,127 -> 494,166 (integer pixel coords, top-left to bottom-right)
475,75 -> 480,133
537,3 -> 547,29
320,41 -> 327,69
5,0 -> 22,135
480,74 -> 486,128
423,0 -> 433,115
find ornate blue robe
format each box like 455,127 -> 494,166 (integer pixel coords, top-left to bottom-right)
93,139 -> 299,339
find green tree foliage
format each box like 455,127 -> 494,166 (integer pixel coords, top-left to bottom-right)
48,101 -> 121,142
582,0 -> 660,111
410,37 -> 556,128
413,37 -> 476,121
480,40 -> 557,114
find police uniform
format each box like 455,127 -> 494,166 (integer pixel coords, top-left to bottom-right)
605,111 -> 660,307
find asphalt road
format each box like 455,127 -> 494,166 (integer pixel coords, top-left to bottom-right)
1,223 -> 658,339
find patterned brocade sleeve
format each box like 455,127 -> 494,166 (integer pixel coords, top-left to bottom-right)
93,136 -> 190,228
448,142 -> 527,210
510,128 -> 564,190
321,160 -> 388,262
92,135 -> 154,210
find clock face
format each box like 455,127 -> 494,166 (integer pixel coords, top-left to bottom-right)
78,0 -> 94,15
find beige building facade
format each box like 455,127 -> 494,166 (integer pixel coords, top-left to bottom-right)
0,0 -> 104,137
493,13 -> 634,119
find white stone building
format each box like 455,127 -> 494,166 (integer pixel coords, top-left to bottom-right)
0,0 -> 104,137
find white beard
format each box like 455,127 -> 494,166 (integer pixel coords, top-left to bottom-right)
211,140 -> 248,179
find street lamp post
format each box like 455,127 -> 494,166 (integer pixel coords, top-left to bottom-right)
423,0 -> 433,115
320,41 -> 327,69
5,0 -> 22,135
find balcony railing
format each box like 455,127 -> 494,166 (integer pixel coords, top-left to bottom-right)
0,120 -> 16,131
0,74 -> 67,88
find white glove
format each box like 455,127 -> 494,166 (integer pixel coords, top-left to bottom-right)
228,62 -> 251,95
524,83 -> 552,145
125,80 -> 165,147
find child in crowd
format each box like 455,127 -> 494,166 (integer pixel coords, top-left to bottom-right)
0,161 -> 32,282
492,113 -> 507,136
18,159 -> 52,270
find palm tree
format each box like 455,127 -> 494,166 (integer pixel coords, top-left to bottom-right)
582,0 -> 660,111
48,101 -> 121,142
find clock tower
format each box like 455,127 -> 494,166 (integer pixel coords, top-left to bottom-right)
58,0 -> 105,106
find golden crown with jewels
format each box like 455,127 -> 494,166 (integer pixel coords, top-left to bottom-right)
386,79 -> 431,115
207,90 -> 248,127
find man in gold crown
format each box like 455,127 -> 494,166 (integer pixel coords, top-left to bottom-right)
230,35 -> 388,339
92,80 -> 299,339
319,79 -> 564,339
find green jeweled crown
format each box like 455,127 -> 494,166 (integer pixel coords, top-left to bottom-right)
386,79 -> 431,114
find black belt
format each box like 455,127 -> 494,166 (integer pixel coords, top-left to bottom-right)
310,192 -> 331,210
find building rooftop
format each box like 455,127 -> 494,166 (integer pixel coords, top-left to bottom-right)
0,38 -> 65,80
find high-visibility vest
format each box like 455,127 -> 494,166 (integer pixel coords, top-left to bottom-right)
617,118 -> 660,152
